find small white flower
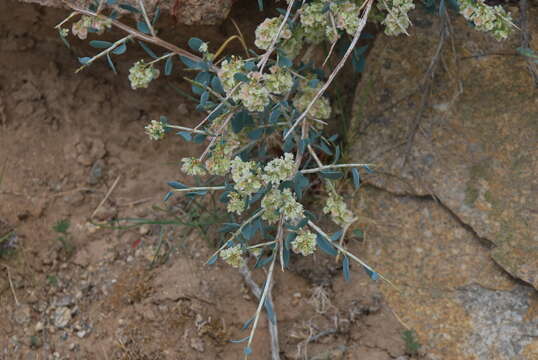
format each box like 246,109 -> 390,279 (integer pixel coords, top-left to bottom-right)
378,0 -> 415,37
293,80 -> 332,122
59,28 -> 69,37
227,192 -> 246,215
231,157 -> 262,196
255,16 -> 293,50
292,229 -> 317,256
180,157 -> 205,176
199,42 -> 208,53
323,190 -> 355,226
218,56 -> 245,94
235,73 -> 271,112
144,120 -> 166,140
263,66 -> 294,95
220,244 -> 245,268
458,0 -> 512,40
261,188 -> 303,224
129,60 -> 160,90
300,1 -> 329,44
262,153 -> 295,184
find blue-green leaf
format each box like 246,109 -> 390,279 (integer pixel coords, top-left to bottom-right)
112,43 -> 127,55
78,57 -> 92,65
277,55 -> 292,68
351,168 -> 360,190
244,347 -> 253,356
257,0 -> 263,10
163,191 -> 173,201
164,55 -> 173,75
137,21 -> 151,34
106,53 -> 117,74
119,3 -> 140,13
152,7 -> 161,25
219,223 -> 240,232
188,37 -> 204,52
207,254 -> 218,265
343,256 -> 350,281
308,79 -> 320,88
107,0 -> 117,4
316,234 -> 337,256
241,317 -> 255,330
138,41 -> 157,58
177,131 -> 192,141
269,108 -> 281,124
264,298 -> 276,324
248,128 -> 264,140
363,266 -> 379,281
230,336 -> 249,344
320,170 -> 343,179
167,181 -> 187,189
180,56 -> 203,69
211,76 -> 225,94
234,73 -> 250,83
89,40 -> 112,49
353,229 -> 364,239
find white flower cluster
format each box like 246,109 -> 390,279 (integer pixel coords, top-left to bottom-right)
145,120 -> 166,140
128,60 -> 160,90
181,157 -> 205,176
293,81 -> 332,122
378,0 -> 415,36
255,16 -> 293,50
261,188 -> 304,224
459,0 -> 513,40
235,73 -> 271,112
300,0 -> 363,44
206,138 -> 240,176
262,153 -> 295,184
218,60 -> 294,112
264,66 -> 294,95
220,244 -> 245,268
323,190 -> 355,226
218,56 -> 245,94
227,192 -> 246,215
71,15 -> 111,40
292,229 -> 317,256
231,157 -> 262,196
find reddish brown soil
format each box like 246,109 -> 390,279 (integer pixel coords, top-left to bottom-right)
0,1 -> 410,359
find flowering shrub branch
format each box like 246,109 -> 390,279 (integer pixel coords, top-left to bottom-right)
55,0 -> 516,357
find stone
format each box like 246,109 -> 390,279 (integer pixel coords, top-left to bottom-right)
53,307 -> 71,328
18,0 -> 233,26
54,295 -> 75,308
88,159 -> 105,185
348,7 -> 538,360
190,337 -> 205,353
13,304 -> 32,325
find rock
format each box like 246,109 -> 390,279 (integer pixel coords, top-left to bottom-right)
35,321 -> 44,332
139,224 -> 151,235
18,0 -> 233,26
72,249 -> 90,267
53,307 -> 71,328
54,295 -> 75,308
93,205 -> 117,221
350,6 -> 538,290
190,337 -> 205,353
88,159 -> 105,185
13,305 -> 32,325
348,8 -> 538,359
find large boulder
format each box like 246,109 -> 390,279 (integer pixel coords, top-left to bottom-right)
19,0 -> 233,25
348,5 -> 538,360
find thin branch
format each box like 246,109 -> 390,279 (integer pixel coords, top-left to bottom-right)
284,0 -> 373,140
307,220 -> 398,290
300,163 -> 373,174
61,1 -> 212,69
245,250 -> 278,359
198,112 -> 234,161
172,185 -> 226,193
3,265 -> 20,306
257,0 -> 296,73
240,265 -> 280,360
91,175 -> 121,219
206,210 -> 264,264
138,0 -> 156,37
76,35 -> 133,73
